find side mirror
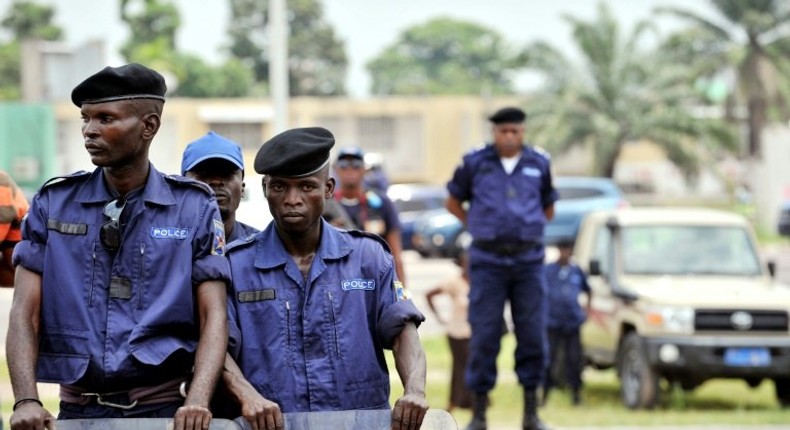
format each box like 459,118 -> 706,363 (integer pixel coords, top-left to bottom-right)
589,259 -> 601,276
767,260 -> 776,278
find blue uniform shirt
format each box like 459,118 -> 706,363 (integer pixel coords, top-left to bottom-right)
447,144 -> 558,264
226,219 -> 424,412
545,262 -> 590,330
13,165 -> 231,391
227,220 -> 259,245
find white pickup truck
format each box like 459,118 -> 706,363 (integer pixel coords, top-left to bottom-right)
574,207 -> 790,409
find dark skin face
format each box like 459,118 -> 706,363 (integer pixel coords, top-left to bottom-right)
263,167 -> 335,238
334,156 -> 366,194
492,122 -> 525,158
80,99 -> 161,195
186,159 -> 245,221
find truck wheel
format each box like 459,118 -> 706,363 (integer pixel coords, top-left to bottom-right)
618,333 -> 659,409
774,378 -> 790,407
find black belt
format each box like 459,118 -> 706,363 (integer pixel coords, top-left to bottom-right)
471,239 -> 540,255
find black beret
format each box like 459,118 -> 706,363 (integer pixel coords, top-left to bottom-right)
71,63 -> 167,107
255,127 -> 335,177
488,106 -> 527,124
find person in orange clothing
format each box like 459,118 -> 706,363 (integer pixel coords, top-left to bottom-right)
0,170 -> 29,286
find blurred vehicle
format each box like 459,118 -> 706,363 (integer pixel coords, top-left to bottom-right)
576,207 -> 790,409
387,183 -> 447,251
412,176 -> 627,258
778,200 -> 790,236
544,176 -> 628,245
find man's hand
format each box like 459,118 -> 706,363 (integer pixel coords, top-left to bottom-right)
391,393 -> 429,430
9,401 -> 55,430
240,392 -> 284,430
174,404 -> 212,430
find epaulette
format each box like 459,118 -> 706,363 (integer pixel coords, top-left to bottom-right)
40,170 -> 90,191
164,174 -> 213,195
226,234 -> 257,254
532,145 -> 551,160
347,229 -> 392,254
464,142 -> 488,157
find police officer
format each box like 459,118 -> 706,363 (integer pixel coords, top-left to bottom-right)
181,131 -> 259,243
221,127 -> 428,430
543,239 -> 591,406
8,64 -> 230,430
446,107 -> 558,430
332,146 -> 406,284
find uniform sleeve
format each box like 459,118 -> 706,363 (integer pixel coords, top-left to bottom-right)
446,155 -> 473,202
541,158 -> 559,208
11,192 -> 48,274
375,253 -> 425,350
577,265 -> 591,294
380,195 -> 401,233
191,199 -> 232,286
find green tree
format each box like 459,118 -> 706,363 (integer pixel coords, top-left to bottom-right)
119,0 -> 253,97
226,0 -> 347,96
657,0 -> 790,158
523,2 -> 737,178
0,0 -> 63,100
366,18 -> 521,95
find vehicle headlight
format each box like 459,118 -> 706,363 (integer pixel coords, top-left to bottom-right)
645,306 -> 694,334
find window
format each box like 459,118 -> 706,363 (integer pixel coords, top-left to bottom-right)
356,116 -> 395,151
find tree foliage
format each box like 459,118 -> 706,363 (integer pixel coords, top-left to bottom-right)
366,18 -> 522,96
656,0 -> 790,157
0,0 -> 63,100
119,0 -> 253,97
225,0 -> 347,96
523,2 -> 738,179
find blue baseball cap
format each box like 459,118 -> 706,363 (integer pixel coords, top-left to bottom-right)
336,146 -> 365,161
181,131 -> 244,175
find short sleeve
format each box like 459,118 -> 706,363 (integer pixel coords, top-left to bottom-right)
191,200 -> 232,286
376,261 -> 425,349
12,193 -> 48,273
446,156 -> 473,202
541,159 -> 559,208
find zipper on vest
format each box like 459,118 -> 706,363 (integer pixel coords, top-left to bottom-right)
327,291 -> 340,356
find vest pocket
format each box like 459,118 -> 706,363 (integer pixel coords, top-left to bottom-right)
37,353 -> 90,385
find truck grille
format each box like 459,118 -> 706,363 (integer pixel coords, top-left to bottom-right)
695,310 -> 788,332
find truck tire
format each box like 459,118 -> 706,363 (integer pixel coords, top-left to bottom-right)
618,333 -> 659,409
774,378 -> 790,407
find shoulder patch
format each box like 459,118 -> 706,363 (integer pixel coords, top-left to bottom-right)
40,171 -> 90,191
164,174 -> 213,195
532,145 -> 551,160
347,229 -> 391,254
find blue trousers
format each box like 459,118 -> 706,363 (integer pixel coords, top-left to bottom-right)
465,261 -> 547,392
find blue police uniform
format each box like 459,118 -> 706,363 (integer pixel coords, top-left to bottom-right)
335,189 -> 400,236
13,165 -> 231,402
447,143 -> 558,392
226,219 -> 424,412
226,220 -> 259,245
544,262 -> 590,391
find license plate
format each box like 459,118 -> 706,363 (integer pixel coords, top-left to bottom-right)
724,347 -> 771,367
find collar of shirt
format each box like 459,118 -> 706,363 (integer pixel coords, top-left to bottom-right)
73,164 -> 176,207
253,218 -> 354,270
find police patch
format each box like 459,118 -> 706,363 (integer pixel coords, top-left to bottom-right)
212,219 -> 226,256
151,227 -> 189,239
341,278 -> 375,291
521,167 -> 542,177
395,281 -> 411,301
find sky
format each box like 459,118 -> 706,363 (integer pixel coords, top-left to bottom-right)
0,0 -> 721,98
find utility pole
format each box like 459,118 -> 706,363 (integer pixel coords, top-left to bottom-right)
269,0 -> 289,134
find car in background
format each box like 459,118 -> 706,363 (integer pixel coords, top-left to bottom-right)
387,183 -> 447,251
411,176 -> 627,258
778,201 -> 790,236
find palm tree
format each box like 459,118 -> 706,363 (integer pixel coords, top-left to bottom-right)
656,0 -> 790,158
521,2 -> 738,178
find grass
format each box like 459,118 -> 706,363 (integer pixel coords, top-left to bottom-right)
0,334 -> 785,428
389,334 -> 789,428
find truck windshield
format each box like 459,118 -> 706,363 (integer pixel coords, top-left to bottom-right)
621,225 -> 762,276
